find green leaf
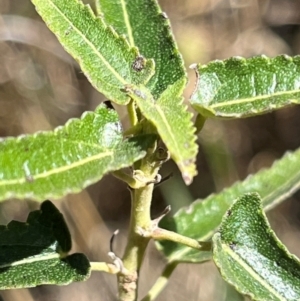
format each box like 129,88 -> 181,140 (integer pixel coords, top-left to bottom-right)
0,104 -> 156,201
125,79 -> 198,185
157,148 -> 300,263
190,55 -> 300,118
31,0 -> 154,105
0,200 -> 90,289
213,193 -> 300,301
96,0 -> 186,99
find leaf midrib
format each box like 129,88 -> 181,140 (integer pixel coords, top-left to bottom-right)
209,88 -> 300,109
0,252 -> 61,269
155,104 -> 181,157
46,0 -> 127,84
0,151 -> 113,186
120,0 -> 134,46
218,239 -> 287,301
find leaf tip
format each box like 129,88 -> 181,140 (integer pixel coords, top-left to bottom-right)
181,163 -> 197,185
182,172 -> 193,185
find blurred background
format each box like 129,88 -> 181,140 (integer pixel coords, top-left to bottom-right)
0,0 -> 300,300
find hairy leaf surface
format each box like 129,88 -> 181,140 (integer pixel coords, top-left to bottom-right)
125,79 -> 198,185
31,0 -> 154,105
213,193 -> 300,301
0,105 -> 155,201
190,55 -> 300,118
96,0 -> 186,99
157,148 -> 300,262
0,200 -> 90,289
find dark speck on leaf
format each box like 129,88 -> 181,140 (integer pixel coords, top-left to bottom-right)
227,209 -> 232,217
25,175 -> 34,183
65,27 -> 73,36
132,56 -> 145,72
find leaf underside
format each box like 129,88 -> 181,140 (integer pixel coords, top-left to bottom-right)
125,79 -> 198,185
31,0 -> 154,105
190,55 -> 300,118
0,200 -> 90,289
0,104 -> 156,201
157,148 -> 300,263
96,0 -> 186,99
213,193 -> 300,301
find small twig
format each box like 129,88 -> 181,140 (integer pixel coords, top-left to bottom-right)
139,226 -> 212,252
140,262 -> 178,301
153,228 -> 212,251
136,206 -> 211,252
90,262 -> 120,274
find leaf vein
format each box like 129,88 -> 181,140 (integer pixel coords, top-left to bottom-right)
0,151 -> 113,186
120,0 -> 135,46
220,242 -> 288,301
210,88 -> 299,109
46,0 -> 126,84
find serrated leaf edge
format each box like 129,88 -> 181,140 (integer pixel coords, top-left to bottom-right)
190,54 -> 300,118
127,78 -> 198,184
0,106 -> 149,201
213,193 -> 300,301
98,0 -> 186,98
39,1 -> 125,82
32,0 -> 155,104
156,96 -> 198,182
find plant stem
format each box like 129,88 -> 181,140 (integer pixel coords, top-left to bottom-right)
151,228 -> 212,252
140,262 -> 178,301
90,262 -> 119,274
118,183 -> 154,301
